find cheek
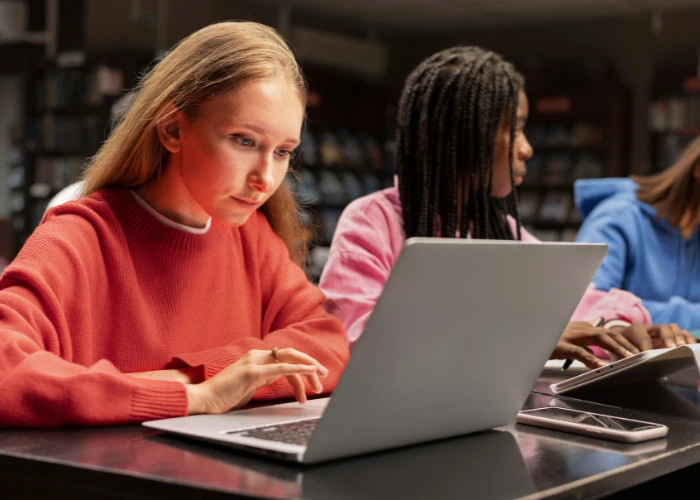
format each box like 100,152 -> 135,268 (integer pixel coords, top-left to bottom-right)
271,161 -> 289,188
490,156 -> 513,197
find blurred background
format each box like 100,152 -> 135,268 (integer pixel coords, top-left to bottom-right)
1,0 -> 700,281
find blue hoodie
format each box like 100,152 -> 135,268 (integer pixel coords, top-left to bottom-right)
575,178 -> 700,329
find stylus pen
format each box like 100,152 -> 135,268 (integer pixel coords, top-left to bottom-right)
562,316 -> 606,371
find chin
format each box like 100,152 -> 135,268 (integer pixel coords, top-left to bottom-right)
217,210 -> 255,227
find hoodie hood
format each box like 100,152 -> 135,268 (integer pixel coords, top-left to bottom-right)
573,178 -> 656,218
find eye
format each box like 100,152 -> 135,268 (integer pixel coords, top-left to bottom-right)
274,149 -> 292,158
231,134 -> 255,147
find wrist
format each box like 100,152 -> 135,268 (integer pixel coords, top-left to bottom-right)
185,384 -> 208,415
177,366 -> 204,384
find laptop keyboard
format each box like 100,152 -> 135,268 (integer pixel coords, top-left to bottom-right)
229,418 -> 320,446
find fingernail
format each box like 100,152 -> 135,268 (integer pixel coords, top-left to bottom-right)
313,384 -> 323,394
320,366 -> 329,376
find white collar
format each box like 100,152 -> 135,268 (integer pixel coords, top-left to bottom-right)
130,190 -> 212,235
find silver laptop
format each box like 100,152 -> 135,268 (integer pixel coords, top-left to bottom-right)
144,238 -> 606,464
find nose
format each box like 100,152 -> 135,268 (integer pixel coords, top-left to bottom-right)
519,136 -> 533,162
248,155 -> 275,194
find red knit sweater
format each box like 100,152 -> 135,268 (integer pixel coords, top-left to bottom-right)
0,189 -> 349,427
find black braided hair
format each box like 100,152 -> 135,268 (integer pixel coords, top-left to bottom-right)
396,46 -> 524,240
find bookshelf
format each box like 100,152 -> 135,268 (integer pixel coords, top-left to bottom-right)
13,51 -> 153,252
516,60 -> 630,242
648,51 -> 700,174
293,65 -> 393,282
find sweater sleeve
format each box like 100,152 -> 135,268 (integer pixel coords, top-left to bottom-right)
318,199 -> 398,348
569,285 -> 651,325
642,297 -> 700,330
0,215 -> 187,427
170,212 -> 349,400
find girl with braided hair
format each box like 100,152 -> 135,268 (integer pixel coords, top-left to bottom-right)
319,46 -> 694,368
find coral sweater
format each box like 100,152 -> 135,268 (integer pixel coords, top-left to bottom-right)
0,188 -> 348,427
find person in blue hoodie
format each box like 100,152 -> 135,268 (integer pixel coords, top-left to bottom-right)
575,136 -> 700,330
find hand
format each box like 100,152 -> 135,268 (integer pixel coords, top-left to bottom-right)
551,322 -> 640,369
611,323 -> 696,350
128,366 -> 203,384
185,348 -> 329,415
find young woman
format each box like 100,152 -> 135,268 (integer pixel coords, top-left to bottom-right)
0,21 -> 349,427
319,46 -> 693,368
575,136 -> 700,330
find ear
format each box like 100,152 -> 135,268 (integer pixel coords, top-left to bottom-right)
156,105 -> 184,153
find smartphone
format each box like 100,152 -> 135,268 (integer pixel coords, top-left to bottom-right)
516,407 -> 668,443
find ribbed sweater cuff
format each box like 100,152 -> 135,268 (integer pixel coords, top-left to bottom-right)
130,380 -> 188,421
171,339 -> 262,380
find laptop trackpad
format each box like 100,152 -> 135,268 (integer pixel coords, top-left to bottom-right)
219,398 -> 329,430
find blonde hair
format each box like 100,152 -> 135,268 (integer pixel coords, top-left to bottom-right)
81,21 -> 308,264
634,135 -> 700,238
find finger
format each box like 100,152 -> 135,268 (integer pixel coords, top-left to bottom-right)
278,348 -> 329,377
603,330 -> 639,355
550,342 -> 571,360
585,329 -> 635,359
669,324 -> 687,346
285,374 -> 307,403
257,363 -> 318,378
617,325 -> 650,352
305,372 -> 323,394
653,326 -> 678,348
567,345 -> 606,369
683,331 -> 697,345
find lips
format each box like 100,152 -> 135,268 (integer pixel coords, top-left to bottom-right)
231,196 -> 263,208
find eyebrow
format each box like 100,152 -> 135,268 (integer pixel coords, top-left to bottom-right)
233,122 -> 300,146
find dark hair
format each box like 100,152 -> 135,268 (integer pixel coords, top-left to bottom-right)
634,135 -> 700,238
396,46 -> 524,240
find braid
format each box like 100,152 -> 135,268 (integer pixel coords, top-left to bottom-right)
507,79 -> 523,241
396,46 -> 525,240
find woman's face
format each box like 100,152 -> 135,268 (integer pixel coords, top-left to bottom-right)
490,89 -> 533,198
164,77 -> 304,227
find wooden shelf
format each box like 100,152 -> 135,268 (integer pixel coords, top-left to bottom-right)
651,128 -> 700,138
32,149 -> 95,158
531,145 -> 605,153
33,105 -> 110,117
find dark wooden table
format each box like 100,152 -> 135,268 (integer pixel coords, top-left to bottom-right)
3,371 -> 700,499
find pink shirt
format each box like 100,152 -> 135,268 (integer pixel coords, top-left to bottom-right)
319,187 -> 652,348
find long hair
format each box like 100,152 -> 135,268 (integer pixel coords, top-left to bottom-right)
396,46 -> 524,240
634,136 -> 700,238
81,21 -> 308,264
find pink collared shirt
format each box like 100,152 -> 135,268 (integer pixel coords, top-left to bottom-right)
319,187 -> 652,348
